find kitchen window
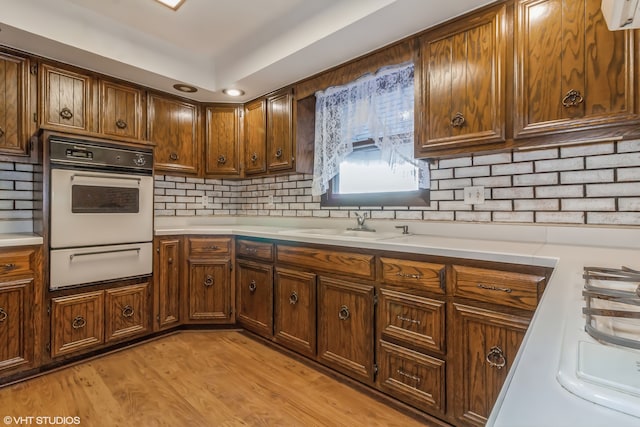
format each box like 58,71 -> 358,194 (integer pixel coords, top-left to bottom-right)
312,62 -> 429,206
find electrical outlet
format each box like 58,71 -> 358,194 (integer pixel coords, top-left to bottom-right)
200,195 -> 208,208
266,194 -> 275,208
463,186 -> 485,205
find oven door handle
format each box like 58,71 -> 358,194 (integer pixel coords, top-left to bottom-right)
69,247 -> 141,260
70,173 -> 142,184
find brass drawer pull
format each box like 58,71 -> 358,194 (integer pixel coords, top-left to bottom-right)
250,152 -> 258,162
169,152 -> 179,161
0,308 -> 7,322
275,147 -> 283,159
204,275 -> 214,287
115,119 -> 128,129
60,107 -> 73,120
203,245 -> 220,251
289,291 -> 298,305
167,257 -> 173,264
0,127 -> 4,138
397,315 -> 421,325
244,247 -> 258,254
248,280 -> 257,293
122,305 -> 134,318
562,89 -> 584,107
2,263 -> 16,272
486,346 -> 506,369
217,154 -> 226,164
450,112 -> 465,128
477,283 -> 512,293
72,316 -> 86,329
396,272 -> 422,280
338,305 -> 350,320
396,369 -> 421,384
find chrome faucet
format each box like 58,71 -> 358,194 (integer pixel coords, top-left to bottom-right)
348,212 -> 375,232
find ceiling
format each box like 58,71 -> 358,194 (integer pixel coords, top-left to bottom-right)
0,0 -> 493,102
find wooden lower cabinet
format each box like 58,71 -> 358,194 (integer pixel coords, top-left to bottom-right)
187,260 -> 233,322
452,303 -> 530,427
273,268 -> 316,357
51,291 -> 104,358
236,260 -> 273,337
105,283 -> 150,343
0,279 -> 34,373
154,237 -> 182,331
378,340 -> 446,416
317,276 -> 375,384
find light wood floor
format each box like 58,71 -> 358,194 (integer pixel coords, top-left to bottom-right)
0,331 -> 428,426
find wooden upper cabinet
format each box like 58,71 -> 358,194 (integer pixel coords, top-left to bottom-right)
40,63 -> 93,132
417,3 -> 506,157
99,80 -> 144,140
514,0 -> 638,139
148,93 -> 200,174
205,105 -> 241,177
267,88 -> 294,172
0,52 -> 30,157
244,98 -> 267,175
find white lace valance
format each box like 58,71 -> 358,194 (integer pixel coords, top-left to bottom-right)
312,61 -> 429,196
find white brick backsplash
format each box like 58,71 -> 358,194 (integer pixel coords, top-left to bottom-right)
430,168 -> 453,180
473,200 -> 513,211
561,169 -> 614,184
165,176 -> 186,182
455,165 -> 491,178
586,152 -> 640,169
438,157 -> 472,168
492,212 -> 534,223
587,212 -> 640,225
473,152 -> 511,165
513,148 -> 558,162
535,185 -> 583,198
535,157 -> 583,172
536,212 -> 585,224
395,211 -> 423,220
15,181 -> 33,191
423,211 -> 455,221
186,177 -> 205,184
439,178 -> 472,189
586,183 -> 640,197
439,201 -> 473,211
561,198 -> 615,211
329,210 -> 350,218
0,181 -> 12,190
0,210 -> 32,219
514,199 -> 559,211
619,198 -> 640,211
0,171 -> 34,181
14,201 -> 33,210
456,211 -> 491,222
429,190 -> 454,201
617,139 -> 640,153
0,190 -> 32,200
371,210 -> 396,219
492,162 -> 533,176
513,172 -> 558,186
617,167 -> 640,182
155,181 -> 176,189
472,176 -> 511,187
166,203 -> 186,210
561,142 -> 614,158
0,200 -> 13,209
492,187 -> 533,199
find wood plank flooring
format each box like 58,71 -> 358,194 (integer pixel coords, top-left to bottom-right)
0,331 -> 428,426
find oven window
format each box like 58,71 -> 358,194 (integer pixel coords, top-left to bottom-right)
71,185 -> 139,213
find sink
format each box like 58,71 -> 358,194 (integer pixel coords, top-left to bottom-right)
279,228 -> 403,240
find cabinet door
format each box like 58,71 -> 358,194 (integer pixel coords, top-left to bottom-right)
274,268 -> 316,357
267,89 -> 294,171
0,279 -> 33,373
318,277 -> 375,384
154,238 -> 181,331
515,0 -> 637,138
205,105 -> 241,177
40,63 -> 92,131
148,93 -> 200,174
105,283 -> 150,343
453,303 -> 530,427
51,291 -> 104,358
0,52 -> 30,157
419,4 -> 506,155
236,260 -> 272,337
187,259 -> 233,323
99,80 -> 144,139
244,99 -> 267,175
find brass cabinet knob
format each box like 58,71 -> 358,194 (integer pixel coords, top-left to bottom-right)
338,305 -> 350,320
72,316 -> 86,329
486,346 -> 506,369
289,291 -> 298,305
0,308 -> 7,322
562,89 -> 584,107
450,112 -> 465,128
217,154 -> 227,164
60,107 -> 74,120
122,305 -> 134,318
169,152 -> 179,161
204,275 -> 214,287
275,147 -> 283,159
250,152 -> 258,162
0,127 -> 4,138
116,119 -> 128,129
248,280 -> 257,293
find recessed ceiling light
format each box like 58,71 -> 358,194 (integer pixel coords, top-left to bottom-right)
173,83 -> 197,93
154,0 -> 186,11
223,88 -> 245,97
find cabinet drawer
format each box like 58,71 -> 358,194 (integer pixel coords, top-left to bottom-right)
237,239 -> 273,261
380,258 -> 445,294
378,340 -> 446,415
379,289 -> 445,354
277,244 -> 374,279
51,291 -> 104,357
452,265 -> 545,310
105,283 -> 149,343
0,250 -> 35,279
187,237 -> 231,256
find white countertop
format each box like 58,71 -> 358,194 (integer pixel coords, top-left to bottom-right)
156,216 -> 640,426
0,233 -> 43,248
